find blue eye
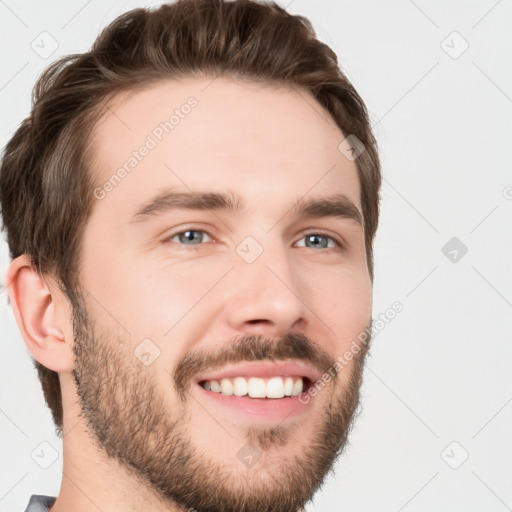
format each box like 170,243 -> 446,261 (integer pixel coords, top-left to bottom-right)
167,230 -> 213,245
295,233 -> 339,249
164,229 -> 341,250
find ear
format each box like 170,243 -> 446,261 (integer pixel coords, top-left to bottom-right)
6,255 -> 74,373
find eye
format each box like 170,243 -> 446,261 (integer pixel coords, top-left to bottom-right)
165,229 -> 213,246
163,229 -> 342,250
295,233 -> 341,250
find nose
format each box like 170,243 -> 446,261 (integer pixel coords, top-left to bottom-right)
221,239 -> 308,338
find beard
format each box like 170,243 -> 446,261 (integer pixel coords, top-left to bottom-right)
70,289 -> 372,512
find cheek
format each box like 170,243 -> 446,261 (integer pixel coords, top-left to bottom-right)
128,269 -> 209,337
81,247 -> 206,344
122,258 -> 237,356
306,266 -> 372,351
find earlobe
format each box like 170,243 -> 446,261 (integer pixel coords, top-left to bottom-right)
6,255 -> 74,373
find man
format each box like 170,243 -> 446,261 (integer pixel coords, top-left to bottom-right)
1,0 -> 381,510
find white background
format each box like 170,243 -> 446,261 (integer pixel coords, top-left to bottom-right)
1,1 -> 511,511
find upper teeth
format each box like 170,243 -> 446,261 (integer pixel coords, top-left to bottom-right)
201,376 -> 304,398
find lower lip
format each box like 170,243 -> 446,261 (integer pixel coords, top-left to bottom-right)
195,384 -> 313,421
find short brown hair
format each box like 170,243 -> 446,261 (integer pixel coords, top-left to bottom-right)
0,0 -> 381,437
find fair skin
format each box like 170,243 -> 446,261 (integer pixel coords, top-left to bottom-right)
7,76 -> 372,511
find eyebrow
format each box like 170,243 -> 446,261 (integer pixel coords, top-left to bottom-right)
128,190 -> 363,227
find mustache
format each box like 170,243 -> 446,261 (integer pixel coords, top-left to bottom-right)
173,332 -> 336,399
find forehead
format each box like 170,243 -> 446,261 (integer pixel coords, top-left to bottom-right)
87,76 -> 361,220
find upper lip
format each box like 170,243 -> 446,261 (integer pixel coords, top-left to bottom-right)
193,360 -> 322,384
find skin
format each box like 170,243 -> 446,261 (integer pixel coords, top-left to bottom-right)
7,76 -> 373,511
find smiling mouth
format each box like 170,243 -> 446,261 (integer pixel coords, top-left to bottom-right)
198,375 -> 313,399
191,360 -> 321,421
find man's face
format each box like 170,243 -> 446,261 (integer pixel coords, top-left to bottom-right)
72,76 -> 373,511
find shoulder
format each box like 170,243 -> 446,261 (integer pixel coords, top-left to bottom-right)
23,494 -> 57,512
